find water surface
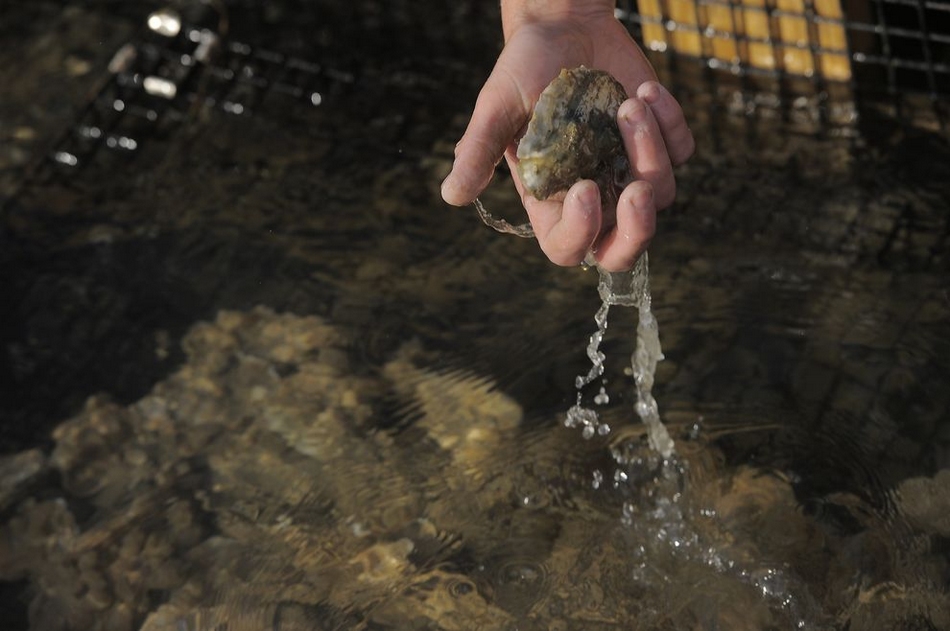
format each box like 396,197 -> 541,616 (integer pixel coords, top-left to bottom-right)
1,1 -> 948,630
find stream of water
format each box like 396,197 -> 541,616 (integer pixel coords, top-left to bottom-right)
565,255 -> 675,458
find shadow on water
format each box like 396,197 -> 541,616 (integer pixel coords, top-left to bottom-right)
1,0 -> 949,630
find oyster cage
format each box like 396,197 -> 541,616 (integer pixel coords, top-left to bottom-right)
618,0 -> 950,135
9,3 -> 354,200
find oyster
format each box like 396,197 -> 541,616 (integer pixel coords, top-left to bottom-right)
516,66 -> 630,201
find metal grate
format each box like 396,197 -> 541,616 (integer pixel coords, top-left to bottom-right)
13,3 -> 353,197
617,0 -> 950,133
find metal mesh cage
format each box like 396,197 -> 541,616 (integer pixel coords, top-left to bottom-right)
8,0 -> 950,203
10,3 -> 352,200
618,0 -> 950,133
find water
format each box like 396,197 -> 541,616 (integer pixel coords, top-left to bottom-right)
1,1 -> 950,630
473,198 -> 674,455
563,255 -> 674,458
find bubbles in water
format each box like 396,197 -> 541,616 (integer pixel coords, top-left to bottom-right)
602,431 -> 834,630
489,558 -> 550,617
447,578 -> 475,598
620,500 -> 637,526
564,399 -> 604,440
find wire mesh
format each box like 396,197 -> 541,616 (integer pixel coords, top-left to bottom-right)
618,0 -> 950,133
13,3 -> 353,197
8,0 -> 949,202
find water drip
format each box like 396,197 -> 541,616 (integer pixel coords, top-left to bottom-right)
473,198 -> 673,457
569,253 -> 674,457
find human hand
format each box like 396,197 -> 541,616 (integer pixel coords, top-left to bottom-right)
441,0 -> 694,272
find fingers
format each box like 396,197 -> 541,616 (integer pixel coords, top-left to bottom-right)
526,82 -> 686,271
441,66 -> 528,207
519,169 -> 656,272
525,179 -> 602,267
618,96 -> 676,210
591,180 -> 656,272
636,81 -> 695,167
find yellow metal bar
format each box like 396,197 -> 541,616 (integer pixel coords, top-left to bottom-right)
636,0 -> 851,80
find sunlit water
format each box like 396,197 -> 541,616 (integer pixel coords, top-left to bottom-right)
1,1 -> 949,630
564,257 -> 675,458
474,203 -> 674,455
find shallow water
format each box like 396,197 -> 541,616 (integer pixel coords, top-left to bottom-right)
1,1 -> 949,630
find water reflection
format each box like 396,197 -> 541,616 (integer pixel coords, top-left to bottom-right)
1,0 -> 949,629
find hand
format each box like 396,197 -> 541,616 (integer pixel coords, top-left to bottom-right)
441,0 -> 694,272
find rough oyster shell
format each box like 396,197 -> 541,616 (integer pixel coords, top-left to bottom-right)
516,66 -> 630,201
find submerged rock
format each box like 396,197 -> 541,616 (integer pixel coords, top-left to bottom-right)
1,306 -> 948,631
0,449 -> 47,512
897,469 -> 950,536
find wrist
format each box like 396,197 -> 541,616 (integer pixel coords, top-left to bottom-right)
501,0 -> 615,40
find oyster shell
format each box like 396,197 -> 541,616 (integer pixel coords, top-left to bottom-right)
516,66 -> 630,201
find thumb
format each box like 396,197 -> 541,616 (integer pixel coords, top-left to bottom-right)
441,62 -> 530,206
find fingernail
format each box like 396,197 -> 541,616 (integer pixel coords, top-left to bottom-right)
631,182 -> 653,209
619,98 -> 647,127
638,81 -> 661,105
440,171 -> 457,203
574,181 -> 599,217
